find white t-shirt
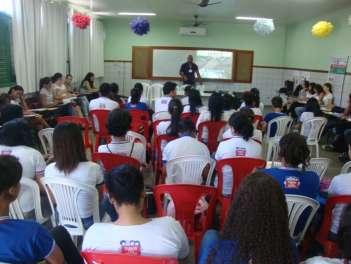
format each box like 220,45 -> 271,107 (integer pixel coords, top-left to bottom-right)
215,136 -> 262,195
45,161 -> 103,218
196,108 -> 225,142
304,257 -> 347,264
156,121 -> 171,135
155,96 -> 172,114
89,96 -> 119,111
181,96 -> 189,106
52,83 -> 68,98
98,138 -> 146,165
39,88 -> 54,105
127,95 -> 148,105
322,93 -> 333,106
300,112 -> 315,137
82,216 -> 189,259
0,145 -> 46,212
328,172 -> 351,234
222,128 -> 262,143
306,92 -> 319,100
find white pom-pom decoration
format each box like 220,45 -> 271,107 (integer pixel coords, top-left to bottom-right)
253,19 -> 275,36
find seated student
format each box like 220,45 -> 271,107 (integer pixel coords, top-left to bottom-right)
199,172 -> 297,264
320,82 -> 334,110
222,93 -> 236,121
0,104 -> 23,124
125,87 -> 148,111
240,88 -> 264,114
154,81 -> 177,114
0,155 -> 64,264
181,85 -> 192,107
0,119 -> 46,217
327,130 -> 351,239
306,83 -> 319,100
64,74 -> 74,93
163,119 -> 210,184
262,96 -> 287,136
300,97 -> 323,137
128,83 -> 148,105
240,91 -> 263,117
196,92 -> 224,128
183,88 -> 203,114
98,109 -> 146,165
80,72 -> 97,92
110,82 -> 125,106
262,133 -> 320,198
222,108 -> 262,143
215,112 -> 262,195
89,83 -> 119,111
51,72 -> 75,101
8,85 -> 30,111
303,205 -> 351,264
82,165 -> 189,259
45,123 -> 104,229
156,98 -> 183,136
39,77 -> 58,107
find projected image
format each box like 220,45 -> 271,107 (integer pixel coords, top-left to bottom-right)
196,50 -> 233,79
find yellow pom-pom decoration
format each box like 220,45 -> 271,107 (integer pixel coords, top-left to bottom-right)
311,21 -> 334,38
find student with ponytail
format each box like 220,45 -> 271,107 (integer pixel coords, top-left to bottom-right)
156,98 -> 184,136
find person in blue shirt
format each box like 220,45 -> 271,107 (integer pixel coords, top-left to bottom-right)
262,133 -> 320,199
262,96 -> 287,137
0,155 -> 64,264
125,87 -> 148,111
199,172 -> 297,264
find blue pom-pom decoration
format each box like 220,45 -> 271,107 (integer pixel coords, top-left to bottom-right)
130,17 -> 150,36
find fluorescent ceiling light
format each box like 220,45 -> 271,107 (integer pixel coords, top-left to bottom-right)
92,11 -> 116,16
236,16 -> 272,21
117,12 -> 156,16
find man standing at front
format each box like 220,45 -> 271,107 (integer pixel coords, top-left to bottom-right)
179,55 -> 202,87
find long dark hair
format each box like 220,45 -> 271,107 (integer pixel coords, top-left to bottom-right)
279,133 -> 310,169
188,88 -> 202,114
208,172 -> 295,264
305,97 -> 322,117
39,77 -> 51,90
130,87 -> 142,104
166,98 -> 183,136
208,92 -> 223,121
81,72 -> 95,88
251,88 -> 260,107
53,123 -> 87,174
51,73 -> 63,83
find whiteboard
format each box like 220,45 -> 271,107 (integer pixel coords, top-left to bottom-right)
152,49 -> 233,80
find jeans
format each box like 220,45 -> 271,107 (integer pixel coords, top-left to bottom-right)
198,229 -> 220,264
295,106 -> 305,119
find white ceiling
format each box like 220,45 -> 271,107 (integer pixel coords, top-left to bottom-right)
68,0 -> 351,24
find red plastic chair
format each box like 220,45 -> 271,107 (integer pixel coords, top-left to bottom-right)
154,184 -> 217,263
82,251 -> 178,264
92,152 -> 141,172
129,109 -> 151,140
181,112 -> 200,125
89,110 -> 111,152
216,157 -> 266,228
316,195 -> 351,257
129,109 -> 150,122
56,116 -> 93,154
197,121 -> 226,153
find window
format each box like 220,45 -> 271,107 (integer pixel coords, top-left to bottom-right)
0,12 -> 15,87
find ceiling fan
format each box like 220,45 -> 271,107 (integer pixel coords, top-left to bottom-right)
197,0 -> 222,7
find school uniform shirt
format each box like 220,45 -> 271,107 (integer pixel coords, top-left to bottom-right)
215,136 -> 262,195
264,112 -> 287,137
181,96 -> 189,106
127,95 -> 148,105
154,96 -> 172,114
89,96 -> 119,111
322,93 -> 333,106
82,216 -> 189,259
328,172 -> 351,234
0,217 -> 55,264
125,102 -> 148,111
222,129 -> 262,143
304,257 -> 348,264
156,121 -> 171,135
98,138 -> 146,165
240,102 -> 264,113
0,145 -> 46,213
44,161 -> 103,219
39,88 -> 54,105
52,83 -> 68,98
182,105 -> 206,114
300,111 -> 315,137
262,167 -> 320,198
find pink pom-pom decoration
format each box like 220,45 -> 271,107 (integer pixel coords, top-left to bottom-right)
72,12 -> 91,30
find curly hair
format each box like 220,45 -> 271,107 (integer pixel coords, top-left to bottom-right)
229,112 -> 253,141
279,132 -> 310,169
208,92 -> 223,121
208,172 -> 294,264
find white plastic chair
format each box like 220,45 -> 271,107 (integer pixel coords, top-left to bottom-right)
266,138 -> 280,165
126,130 -> 147,150
285,194 -> 320,244
147,83 -> 163,109
38,128 -> 54,155
9,199 -> 24,219
340,161 -> 351,174
41,177 -> 99,237
166,155 -> 213,185
307,158 -> 330,180
300,117 -> 327,158
152,111 -> 171,121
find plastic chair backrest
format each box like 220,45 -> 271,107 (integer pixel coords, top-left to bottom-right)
89,109 -> 110,135
301,117 -> 327,143
181,112 -> 200,125
197,121 -> 226,153
216,157 -> 267,197
285,194 -> 320,244
152,111 -> 171,122
129,109 -> 150,122
41,176 -> 99,236
130,118 -> 150,140
340,161 -> 351,174
154,184 -> 217,238
166,155 -> 211,184
148,83 -> 163,102
126,131 -> 147,150
307,158 -> 330,180
92,152 -> 141,172
81,251 -> 178,264
154,134 -> 177,159
316,195 -> 351,247
38,128 -> 54,155
9,199 -> 24,219
57,116 -> 91,148
266,116 -> 293,140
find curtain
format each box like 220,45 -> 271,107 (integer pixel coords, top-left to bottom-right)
90,19 -> 105,78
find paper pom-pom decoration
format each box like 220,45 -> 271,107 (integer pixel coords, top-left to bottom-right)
72,12 -> 91,30
311,21 -> 334,38
253,19 -> 275,36
130,17 -> 150,36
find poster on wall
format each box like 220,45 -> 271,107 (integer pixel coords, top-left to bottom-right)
328,56 -> 349,106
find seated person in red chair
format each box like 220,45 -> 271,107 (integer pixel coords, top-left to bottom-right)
125,87 -> 148,111
98,109 -> 146,165
82,165 -> 189,260
89,83 -> 119,111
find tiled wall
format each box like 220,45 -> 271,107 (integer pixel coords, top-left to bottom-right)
104,61 -> 351,107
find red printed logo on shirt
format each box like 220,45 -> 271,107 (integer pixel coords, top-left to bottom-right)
284,177 -> 301,189
235,147 -> 246,157
120,240 -> 141,256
